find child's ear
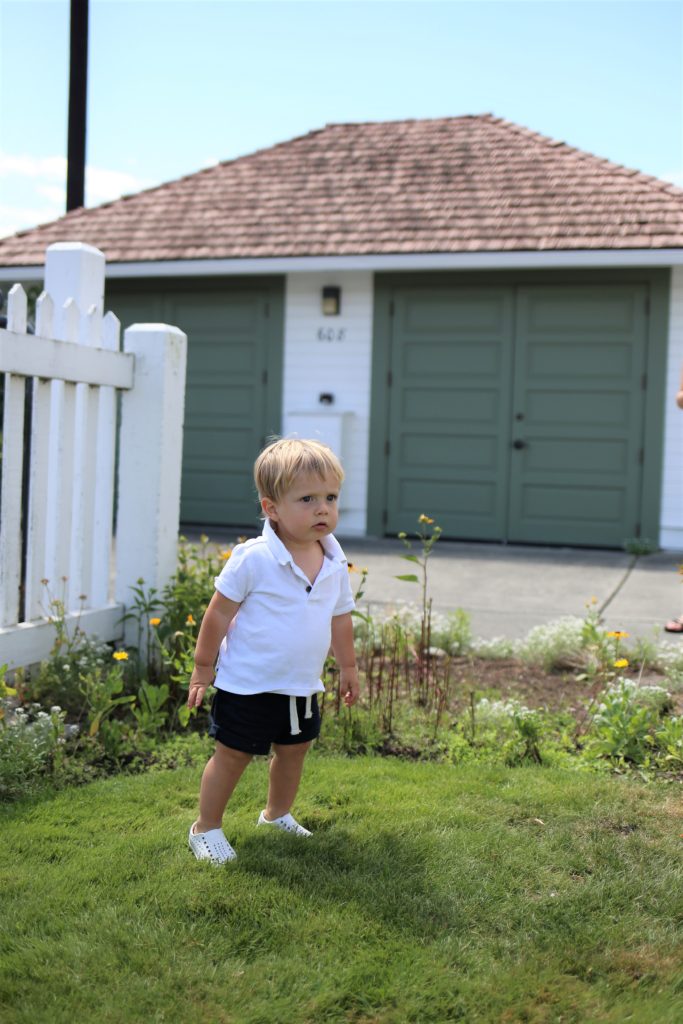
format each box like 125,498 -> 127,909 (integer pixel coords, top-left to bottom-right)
261,496 -> 278,521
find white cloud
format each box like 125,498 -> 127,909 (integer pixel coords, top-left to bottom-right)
0,203 -> 62,240
86,165 -> 149,203
658,168 -> 683,188
0,151 -> 152,236
37,184 -> 66,205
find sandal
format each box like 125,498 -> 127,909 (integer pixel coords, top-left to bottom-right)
257,810 -> 311,837
188,821 -> 237,864
664,616 -> 683,634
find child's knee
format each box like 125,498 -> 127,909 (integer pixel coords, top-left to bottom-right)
214,742 -> 252,766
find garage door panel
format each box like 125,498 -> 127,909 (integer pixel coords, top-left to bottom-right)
398,477 -> 500,521
171,297 -> 261,333
402,388 -> 498,423
403,292 -> 509,332
527,342 -> 634,378
185,387 -> 257,420
523,438 -> 630,474
520,484 -> 624,524
527,391 -> 629,427
528,292 -> 639,333
403,341 -> 502,376
401,434 -> 499,469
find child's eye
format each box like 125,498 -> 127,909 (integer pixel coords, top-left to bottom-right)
326,494 -> 338,503
301,496 -> 312,503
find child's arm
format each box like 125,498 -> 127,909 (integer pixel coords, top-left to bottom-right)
187,591 -> 241,708
677,363 -> 683,409
331,612 -> 360,707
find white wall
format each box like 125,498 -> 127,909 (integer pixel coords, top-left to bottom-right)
282,272 -> 373,535
660,266 -> 683,550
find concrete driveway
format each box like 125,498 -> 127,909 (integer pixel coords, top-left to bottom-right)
341,536 -> 683,641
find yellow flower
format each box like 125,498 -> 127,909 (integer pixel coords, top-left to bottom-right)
200,534 -> 209,544
113,651 -> 129,661
606,631 -> 629,639
590,596 -> 598,605
186,614 -> 196,626
221,549 -> 232,560
614,658 -> 629,669
398,532 -> 407,539
149,617 -> 161,627
419,514 -> 434,524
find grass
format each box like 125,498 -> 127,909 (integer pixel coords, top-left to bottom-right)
2,754 -> 683,1024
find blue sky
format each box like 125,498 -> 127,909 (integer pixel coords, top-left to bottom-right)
0,0 -> 681,239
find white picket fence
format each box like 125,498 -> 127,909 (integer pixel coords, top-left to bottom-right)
0,242 -> 187,670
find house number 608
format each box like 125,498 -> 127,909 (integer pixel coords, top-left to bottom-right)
317,327 -> 346,342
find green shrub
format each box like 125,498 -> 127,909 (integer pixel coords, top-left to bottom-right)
0,703 -> 65,801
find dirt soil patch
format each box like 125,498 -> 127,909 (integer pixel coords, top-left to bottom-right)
446,658 -> 682,716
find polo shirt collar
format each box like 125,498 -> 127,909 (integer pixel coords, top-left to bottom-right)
262,518 -> 347,566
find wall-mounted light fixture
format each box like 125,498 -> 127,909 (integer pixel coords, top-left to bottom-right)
322,285 -> 341,316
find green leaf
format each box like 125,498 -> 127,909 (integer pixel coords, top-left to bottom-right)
395,574 -> 419,583
402,555 -> 420,564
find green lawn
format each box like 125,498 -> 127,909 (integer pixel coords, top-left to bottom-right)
2,755 -> 682,1023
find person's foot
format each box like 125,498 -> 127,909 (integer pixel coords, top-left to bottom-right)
257,810 -> 312,836
664,616 -> 683,634
188,821 -> 237,863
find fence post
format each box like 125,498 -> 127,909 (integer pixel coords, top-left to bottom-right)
42,243 -> 105,607
115,324 -> 187,647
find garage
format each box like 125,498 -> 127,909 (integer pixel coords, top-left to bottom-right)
369,271 -> 668,548
107,278 -> 284,526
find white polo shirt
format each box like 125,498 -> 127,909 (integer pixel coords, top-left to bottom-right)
213,519 -> 355,697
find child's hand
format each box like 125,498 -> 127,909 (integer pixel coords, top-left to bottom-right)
187,665 -> 214,709
340,667 -> 360,707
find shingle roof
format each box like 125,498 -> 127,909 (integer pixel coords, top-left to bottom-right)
2,114 -> 683,266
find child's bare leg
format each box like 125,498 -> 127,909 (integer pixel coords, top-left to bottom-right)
195,742 -> 252,833
264,741 -> 312,820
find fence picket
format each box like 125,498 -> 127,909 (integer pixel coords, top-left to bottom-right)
0,373 -> 26,626
24,379 -> 51,620
90,311 -> 120,606
35,292 -> 53,338
7,284 -> 27,333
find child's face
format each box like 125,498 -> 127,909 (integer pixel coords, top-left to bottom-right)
262,471 -> 340,547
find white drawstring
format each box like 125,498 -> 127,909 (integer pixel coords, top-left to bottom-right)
289,694 -> 314,735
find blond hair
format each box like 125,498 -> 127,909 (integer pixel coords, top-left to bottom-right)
254,438 -> 344,503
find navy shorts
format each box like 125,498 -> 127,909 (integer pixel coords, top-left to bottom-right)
208,689 -> 321,755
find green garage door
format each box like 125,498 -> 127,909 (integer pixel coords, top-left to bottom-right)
380,281 -> 649,547
107,280 -> 283,526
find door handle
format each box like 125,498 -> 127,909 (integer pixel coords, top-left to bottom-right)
512,439 -> 527,450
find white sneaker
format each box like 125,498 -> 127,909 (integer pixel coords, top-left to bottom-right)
188,821 -> 237,864
257,810 -> 312,837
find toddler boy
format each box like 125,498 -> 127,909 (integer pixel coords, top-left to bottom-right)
187,438 -> 359,864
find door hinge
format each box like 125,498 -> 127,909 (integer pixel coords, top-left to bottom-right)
384,439 -> 390,456
641,373 -> 647,390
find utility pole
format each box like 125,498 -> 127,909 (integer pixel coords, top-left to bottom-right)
66,0 -> 89,212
